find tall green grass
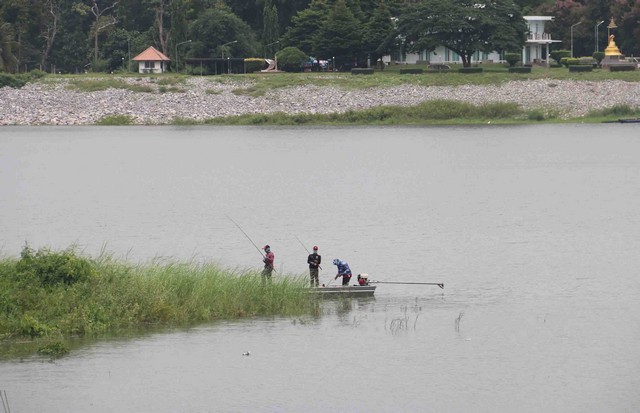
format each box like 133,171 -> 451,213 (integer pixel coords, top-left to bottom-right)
95,114 -> 136,125
198,100 -> 530,125
587,104 -> 640,118
0,246 -> 316,349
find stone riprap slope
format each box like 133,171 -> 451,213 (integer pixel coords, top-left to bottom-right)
1,77 -> 639,125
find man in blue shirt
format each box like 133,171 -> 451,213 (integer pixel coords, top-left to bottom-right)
333,259 -> 352,286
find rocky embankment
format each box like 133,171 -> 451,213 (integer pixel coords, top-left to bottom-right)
1,76 -> 640,125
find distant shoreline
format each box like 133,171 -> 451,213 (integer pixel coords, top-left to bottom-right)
1,76 -> 640,125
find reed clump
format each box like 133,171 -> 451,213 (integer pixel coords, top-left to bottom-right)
587,104 -> 640,118
202,99 -> 528,126
95,114 -> 136,125
0,245 -> 314,346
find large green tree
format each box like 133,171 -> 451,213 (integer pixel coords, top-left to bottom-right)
363,1 -> 396,66
0,22 -> 18,72
281,0 -> 331,55
227,0 -> 311,34
262,0 -> 279,57
397,0 -> 528,67
313,0 -> 364,66
188,6 -> 259,58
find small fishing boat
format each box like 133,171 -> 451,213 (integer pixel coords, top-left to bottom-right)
602,118 -> 640,123
311,285 -> 377,297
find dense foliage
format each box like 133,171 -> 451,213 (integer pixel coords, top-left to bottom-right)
0,245 -> 316,355
397,0 -> 528,67
0,0 -> 638,74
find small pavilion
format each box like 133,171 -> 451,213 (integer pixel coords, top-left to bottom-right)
132,46 -> 170,74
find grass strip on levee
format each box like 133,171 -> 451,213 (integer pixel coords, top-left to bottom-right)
0,245 -> 316,357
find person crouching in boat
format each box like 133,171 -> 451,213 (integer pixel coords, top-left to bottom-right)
333,259 -> 352,286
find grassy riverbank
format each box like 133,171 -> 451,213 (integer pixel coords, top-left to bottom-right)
0,245 -> 316,357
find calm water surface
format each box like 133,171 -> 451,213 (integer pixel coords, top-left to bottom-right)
1,125 -> 639,412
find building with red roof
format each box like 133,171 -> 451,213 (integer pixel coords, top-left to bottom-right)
132,46 -> 170,74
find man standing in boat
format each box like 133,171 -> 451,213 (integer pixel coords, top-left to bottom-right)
333,259 -> 352,286
307,246 -> 321,287
262,245 -> 274,283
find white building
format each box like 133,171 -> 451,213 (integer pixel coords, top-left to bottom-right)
522,16 -> 562,66
132,46 -> 171,74
384,16 -> 561,66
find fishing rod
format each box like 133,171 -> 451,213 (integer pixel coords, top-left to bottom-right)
226,215 -> 276,273
294,235 -> 322,270
226,215 -> 264,258
370,281 -> 444,289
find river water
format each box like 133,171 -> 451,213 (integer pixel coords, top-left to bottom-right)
1,125 -> 639,412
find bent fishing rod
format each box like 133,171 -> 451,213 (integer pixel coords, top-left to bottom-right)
369,281 -> 444,289
226,215 -> 276,273
294,235 -> 322,270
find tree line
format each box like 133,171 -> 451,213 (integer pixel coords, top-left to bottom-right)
1,0 -> 639,74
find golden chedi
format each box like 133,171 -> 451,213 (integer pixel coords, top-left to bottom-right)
604,34 -> 622,56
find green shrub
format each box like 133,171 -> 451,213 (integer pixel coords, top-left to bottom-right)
18,314 -> 52,337
96,114 -> 136,125
16,245 -> 97,287
351,68 -> 374,75
609,65 -> 636,72
27,69 -> 47,79
569,65 -> 592,72
550,50 -> 571,63
0,73 -> 26,88
458,67 -> 483,74
399,68 -> 424,74
527,110 -> 546,121
561,58 -> 580,67
90,59 -> 110,73
38,341 -> 69,358
504,53 -> 521,67
578,57 -> 596,67
509,67 -> 531,73
592,52 -> 605,66
276,47 -> 307,72
476,102 -> 522,118
244,58 -> 266,73
590,104 -> 637,117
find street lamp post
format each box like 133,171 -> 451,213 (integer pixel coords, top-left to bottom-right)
264,40 -> 280,58
264,40 -> 280,71
570,21 -> 582,58
595,20 -> 605,52
175,40 -> 192,73
221,40 -> 237,74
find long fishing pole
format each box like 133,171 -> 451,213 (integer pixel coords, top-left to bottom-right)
370,281 -> 444,289
226,215 -> 277,273
226,215 -> 265,258
1,390 -> 10,413
294,235 -> 322,270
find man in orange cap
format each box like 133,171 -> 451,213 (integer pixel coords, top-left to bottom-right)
307,245 -> 321,287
